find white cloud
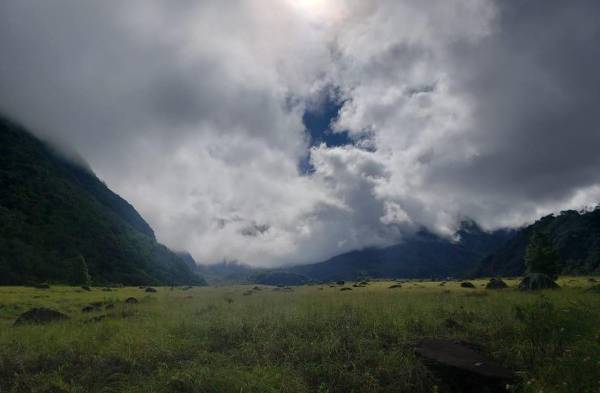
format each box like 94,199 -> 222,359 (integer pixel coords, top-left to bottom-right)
1,0 -> 599,266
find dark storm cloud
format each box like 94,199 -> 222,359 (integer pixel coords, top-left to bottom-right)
425,0 -> 600,214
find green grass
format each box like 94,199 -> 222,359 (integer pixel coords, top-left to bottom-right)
0,278 -> 599,393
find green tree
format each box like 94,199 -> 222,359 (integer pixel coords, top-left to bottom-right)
524,231 -> 561,279
67,255 -> 91,286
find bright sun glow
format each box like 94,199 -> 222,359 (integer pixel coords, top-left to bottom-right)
295,0 -> 325,10
289,0 -> 341,22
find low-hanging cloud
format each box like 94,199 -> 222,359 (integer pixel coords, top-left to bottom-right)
1,0 -> 599,266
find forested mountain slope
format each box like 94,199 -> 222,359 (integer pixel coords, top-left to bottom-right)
477,209 -> 600,276
0,116 -> 205,285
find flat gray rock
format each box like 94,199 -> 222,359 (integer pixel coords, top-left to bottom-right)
416,339 -> 513,379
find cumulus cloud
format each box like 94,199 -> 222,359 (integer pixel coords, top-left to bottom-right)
0,0 -> 599,266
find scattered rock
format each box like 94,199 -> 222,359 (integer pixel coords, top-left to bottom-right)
181,286 -> 193,291
14,308 -> 69,326
105,303 -> 115,310
439,282 -> 446,286
336,280 -> 345,285
360,281 -> 369,286
145,287 -> 157,293
485,278 -> 508,290
243,290 -> 253,296
81,305 -> 97,313
84,315 -> 107,324
340,287 -> 352,291
102,287 -> 112,292
224,297 -> 234,304
138,286 -> 145,289
81,286 -> 91,291
518,273 -> 559,291
388,284 -> 402,289
415,339 -> 514,393
125,297 -> 138,304
460,282 -> 476,289
588,277 -> 598,283
252,286 -> 262,291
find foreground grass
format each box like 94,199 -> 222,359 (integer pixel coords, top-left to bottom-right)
0,278 -> 599,393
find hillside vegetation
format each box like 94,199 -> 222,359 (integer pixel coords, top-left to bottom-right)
478,209 -> 600,277
0,116 -> 204,286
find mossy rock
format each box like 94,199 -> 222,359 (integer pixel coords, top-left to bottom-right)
14,307 -> 69,326
485,278 -> 508,289
518,273 -> 559,290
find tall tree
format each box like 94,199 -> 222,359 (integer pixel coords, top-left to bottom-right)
524,231 -> 561,279
67,255 -> 92,286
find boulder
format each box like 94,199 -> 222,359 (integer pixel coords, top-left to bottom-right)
415,339 -> 514,393
340,287 -> 352,291
81,286 -> 91,291
125,297 -> 138,304
84,315 -> 106,324
460,282 -> 476,289
336,280 -> 345,285
485,278 -> 508,290
145,287 -> 157,293
81,305 -> 97,313
388,284 -> 402,289
14,308 -> 69,326
518,273 -> 559,291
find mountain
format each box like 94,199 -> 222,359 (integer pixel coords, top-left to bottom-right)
283,223 -> 514,282
196,262 -> 260,284
0,115 -> 205,286
477,208 -> 600,276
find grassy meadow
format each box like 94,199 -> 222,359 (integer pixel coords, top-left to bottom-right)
0,278 -> 599,393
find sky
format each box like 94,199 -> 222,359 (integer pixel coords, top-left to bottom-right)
1,0 -> 600,267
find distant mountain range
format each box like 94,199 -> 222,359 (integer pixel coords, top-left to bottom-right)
196,210 -> 600,285
0,116 -> 205,285
191,223 -> 515,284
286,222 -> 514,282
477,208 -> 600,276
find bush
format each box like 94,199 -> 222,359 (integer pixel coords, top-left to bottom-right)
524,232 -> 561,279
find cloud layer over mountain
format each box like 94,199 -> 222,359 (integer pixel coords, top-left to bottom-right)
1,0 -> 599,266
